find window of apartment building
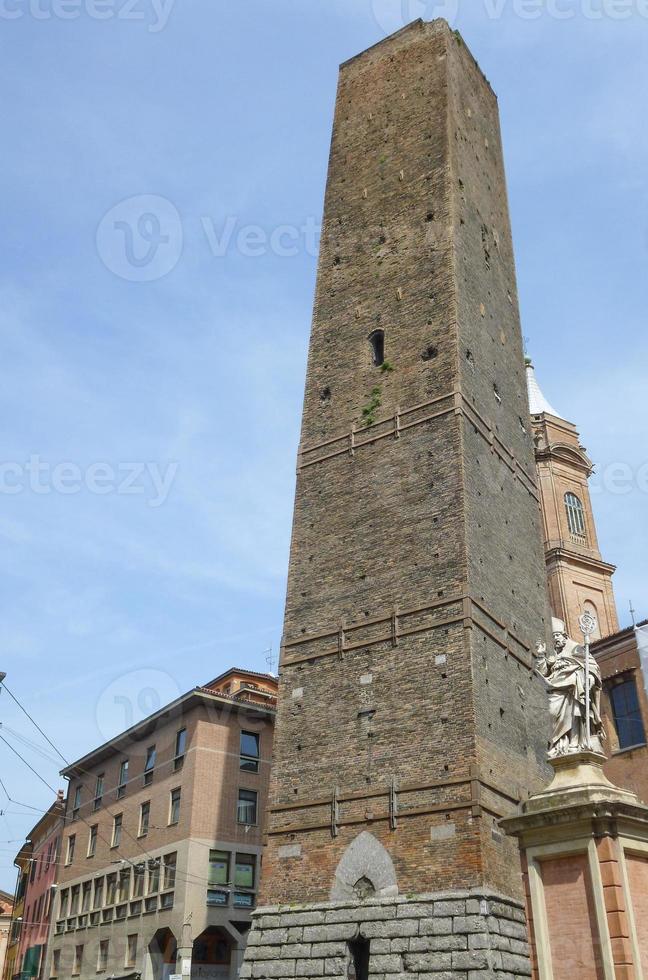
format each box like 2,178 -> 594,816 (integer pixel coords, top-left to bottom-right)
609,676 -> 646,750
73,944 -> 83,976
133,864 -> 145,898
59,889 -> 69,919
240,731 -> 260,773
163,852 -> 177,891
93,877 -> 104,909
160,891 -> 174,910
30,859 -> 37,882
112,814 -> 123,848
139,801 -> 150,837
97,939 -> 109,972
106,873 -> 117,905
81,881 -> 92,913
147,859 -> 160,894
234,853 -> 256,889
233,892 -> 255,909
87,825 -> 97,858
70,885 -> 80,915
126,935 -> 138,969
144,745 -> 156,786
209,850 -> 230,886
119,868 -> 131,903
51,948 -> 61,978
66,835 -> 76,866
117,760 -> 129,799
72,785 -> 82,820
237,789 -> 257,825
207,888 -> 228,906
169,788 -> 181,825
174,728 -> 187,770
94,774 -> 104,811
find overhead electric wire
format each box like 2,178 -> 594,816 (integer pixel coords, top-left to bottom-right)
0,688 -> 227,890
0,682 -> 67,763
0,725 -> 66,768
0,736 -> 58,794
0,741 -> 213,891
0,777 -> 48,815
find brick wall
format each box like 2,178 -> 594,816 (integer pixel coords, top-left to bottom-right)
595,627 -> 648,804
626,853 -> 648,976
540,854 -> 604,979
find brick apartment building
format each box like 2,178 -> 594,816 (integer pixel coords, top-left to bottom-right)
0,891 -> 14,980
3,847 -> 31,980
42,668 -> 277,980
3,793 -> 65,980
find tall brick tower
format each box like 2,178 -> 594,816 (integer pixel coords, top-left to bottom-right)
244,20 -> 552,979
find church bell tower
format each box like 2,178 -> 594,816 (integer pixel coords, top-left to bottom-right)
243,20 -> 552,979
526,358 -> 619,641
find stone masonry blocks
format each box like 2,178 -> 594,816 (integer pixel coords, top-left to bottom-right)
245,893 -> 531,980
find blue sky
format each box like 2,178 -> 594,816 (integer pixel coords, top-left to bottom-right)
1,0 -> 647,889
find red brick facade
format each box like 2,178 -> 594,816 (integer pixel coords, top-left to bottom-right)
541,853 -> 604,979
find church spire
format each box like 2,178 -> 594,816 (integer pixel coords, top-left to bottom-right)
526,356 -> 562,418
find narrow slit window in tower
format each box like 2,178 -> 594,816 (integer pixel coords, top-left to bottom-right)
369,330 -> 385,367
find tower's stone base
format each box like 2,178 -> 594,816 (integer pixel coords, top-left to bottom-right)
241,891 -> 532,980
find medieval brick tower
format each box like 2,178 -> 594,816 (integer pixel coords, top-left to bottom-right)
243,20 -> 552,979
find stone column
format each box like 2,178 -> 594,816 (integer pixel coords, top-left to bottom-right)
501,751 -> 648,980
176,920 -> 193,980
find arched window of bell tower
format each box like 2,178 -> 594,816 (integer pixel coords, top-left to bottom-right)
565,492 -> 586,539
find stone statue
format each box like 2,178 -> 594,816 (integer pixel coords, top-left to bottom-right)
535,618 -> 605,758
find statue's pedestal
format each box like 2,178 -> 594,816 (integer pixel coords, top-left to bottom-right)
501,752 -> 648,980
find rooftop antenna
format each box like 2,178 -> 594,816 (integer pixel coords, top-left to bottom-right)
264,645 -> 277,677
630,600 -> 637,628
